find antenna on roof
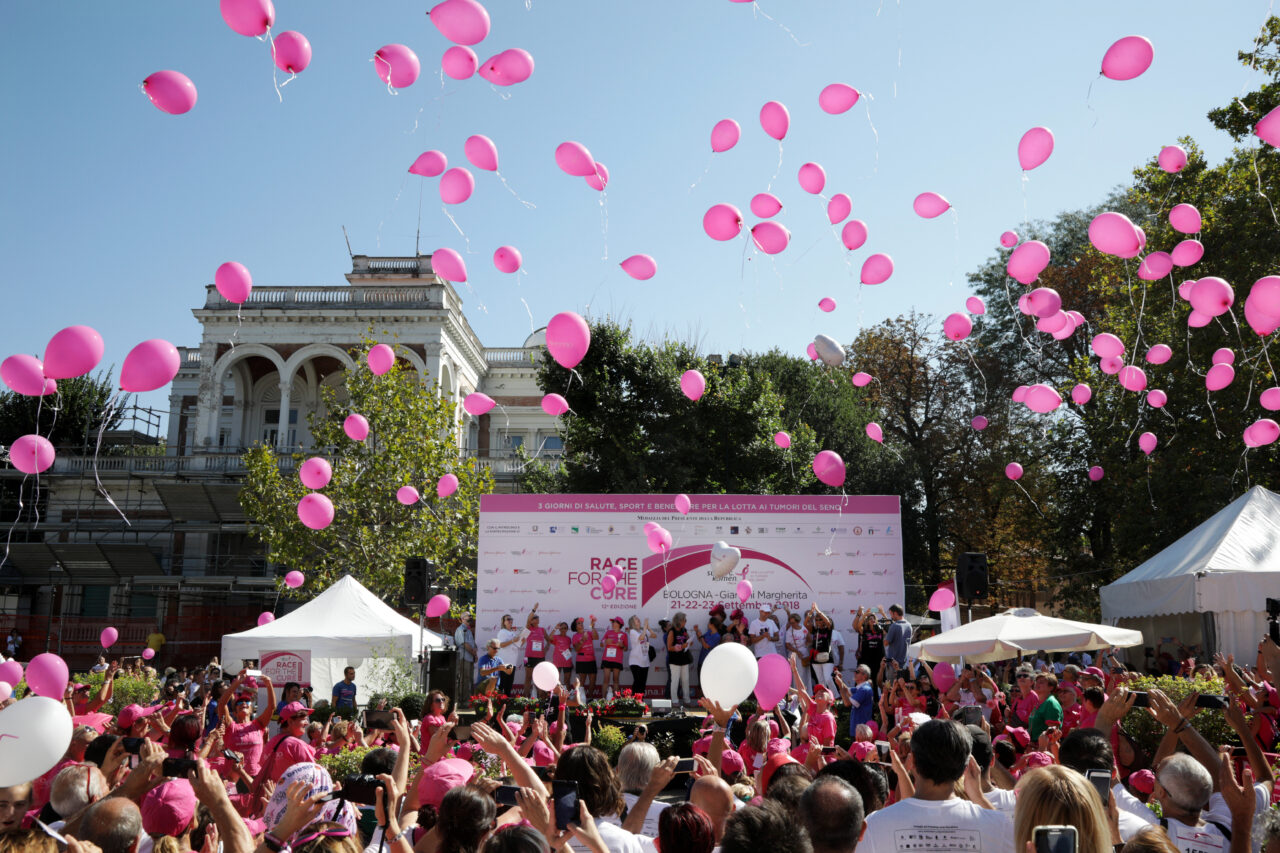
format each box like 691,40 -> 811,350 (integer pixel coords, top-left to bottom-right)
341,225 -> 354,259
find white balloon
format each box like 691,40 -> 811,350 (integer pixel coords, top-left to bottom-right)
532,661 -> 560,692
710,541 -> 741,579
699,643 -> 759,707
813,334 -> 844,368
0,695 -> 73,785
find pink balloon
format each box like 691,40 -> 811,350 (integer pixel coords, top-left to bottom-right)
220,0 -> 275,35
754,654 -> 792,709
1,355 -> 56,396
1067,310 -> 1086,326
464,392 -> 495,415
141,648 -> 156,660
1088,466 -> 1105,482
1188,310 -> 1213,328
617,254 -> 658,280
1017,127 -> 1054,171
812,450 -> 846,487
1189,277 -> 1234,317
1212,347 -> 1235,366
1089,212 -> 1141,257
1255,105 -> 1280,147
798,163 -> 826,194
1036,311 -> 1070,335
1246,276 -> 1280,334
439,168 -> 475,204
942,313 -> 972,341
537,394 -> 569,417
585,162 -> 608,191
1005,462 -> 1023,481
426,594 -> 452,618
1011,385 -> 1029,403
547,312 -> 591,369
367,344 -> 396,376
841,220 -> 869,251
1169,203 -> 1201,234
818,83 -> 860,114
493,246 -> 522,273
965,297 -> 986,315
429,0 -> 491,45
464,135 -> 498,171
750,193 -> 782,218
818,297 -> 837,313
1027,287 -> 1062,318
410,150 -> 448,177
432,248 -> 468,282
1091,333 -> 1125,358
860,253 -> 894,285
736,579 -> 753,604
44,326 -> 103,380
1101,35 -> 1154,81
437,473 -> 459,498
477,49 -> 534,86
1261,387 -> 1280,411
0,661 -> 21,688
396,486 -> 420,506
1025,384 -> 1062,414
100,627 -> 119,649
913,192 -> 951,218
681,370 -> 706,401
647,526 -> 672,554
751,222 -> 791,255
600,575 -> 617,594
674,494 -> 691,515
1249,418 -> 1280,447
555,142 -> 596,177
1000,231 -> 1019,248
971,415 -> 988,430
710,119 -> 741,153
297,493 -> 335,529
852,372 -> 872,387
1007,241 -> 1051,284
1158,145 -> 1187,173
703,204 -> 743,241
774,432 -> 791,449
1071,383 -> 1092,405
827,194 -> 852,224
25,653 -> 69,699
759,101 -> 790,140
375,45 -> 420,88
865,422 -> 883,443
1138,432 -> 1158,455
1100,356 -> 1124,375
9,435 -> 54,475
143,70 -> 198,115
120,339 -> 180,393
1137,252 -> 1173,280
272,31 -> 312,73
1171,239 -> 1204,267
215,261 -> 253,304
1118,365 -> 1148,393
344,414 -> 369,441
299,457 -> 332,490
927,586 -> 956,612
1147,389 -> 1167,408
284,570 -> 305,589
1205,363 -> 1235,391
806,343 -> 819,361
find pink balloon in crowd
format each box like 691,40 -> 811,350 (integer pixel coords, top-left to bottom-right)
1007,241 -> 1051,284
1005,463 -> 1023,481
142,649 -> 156,660
965,297 -> 986,315
942,313 -> 972,341
0,661 -> 21,688
750,193 -> 782,218
1026,287 -> 1062,318
410,150 -> 448,177
1248,419 -> 1280,447
818,83 -> 860,114
1138,432 -> 1158,455
1189,277 -> 1234,317
555,142 -> 596,177
1088,212 -> 1142,257
1,355 -> 56,397
1118,365 -> 1148,393
585,162 -> 609,191
367,343 -> 396,376
1101,35 -> 1154,81
1212,348 -> 1235,366
1147,389 -> 1168,408
1099,356 -> 1124,375
620,255 -> 656,280
681,370 -> 706,401
1071,384 -> 1093,405
751,222 -> 791,254
736,579 -> 753,604
1088,466 -> 1105,482
541,394 -> 569,417
1017,127 -> 1054,171
464,392 -> 495,415
1169,203 -> 1202,234
464,135 -> 498,171
396,486 -> 420,506
1261,387 -> 1280,411
215,262 -> 253,304
710,119 -> 741,153
546,312 -> 591,369
860,253 -> 894,285
25,653 -> 69,699
818,297 -> 837,313
913,192 -> 951,218
297,493 -> 334,530
429,0 -> 491,45
1158,145 -> 1187,173
754,654 -> 792,709
1205,363 -> 1235,391
704,204 -> 743,241
827,194 -> 852,224
759,101 -> 790,140
841,220 -> 869,251
426,594 -> 452,618
120,340 -> 180,393
477,49 -> 534,86
44,326 -> 104,379
299,457 -> 333,490
439,168 -> 475,204
442,46 -> 478,79
273,32 -> 312,74
220,0 -> 274,35
865,422 -> 883,443
674,494 -> 692,515
1138,252 -> 1173,281
437,473 -> 459,498
798,163 -> 826,194
1171,239 -> 1204,267
852,372 -> 872,387
374,45 -> 421,88
1025,384 -> 1062,414
100,627 -> 119,649
432,248 -> 468,282
9,435 -> 55,475
143,71 -> 198,115
1091,333 -> 1125,359
812,450 -> 846,487
774,431 -> 791,449
285,570 -> 305,588
1255,105 -> 1280,147
1000,231 -> 1019,248
493,246 -> 522,273
343,414 -> 369,441
971,415 -> 988,430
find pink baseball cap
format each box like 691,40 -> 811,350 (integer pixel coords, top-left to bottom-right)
1023,751 -> 1054,769
849,741 -> 877,761
118,703 -> 160,729
1083,667 -> 1106,680
760,752 -> 797,794
418,758 -> 474,807
1003,726 -> 1031,748
141,779 -> 197,837
719,748 -> 745,775
1128,769 -> 1155,794
278,701 -> 314,721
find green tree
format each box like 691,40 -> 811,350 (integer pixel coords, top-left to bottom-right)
240,346 -> 493,601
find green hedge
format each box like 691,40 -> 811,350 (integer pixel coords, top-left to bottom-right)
1120,674 -> 1238,760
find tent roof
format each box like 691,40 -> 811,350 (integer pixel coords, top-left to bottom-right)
908,607 -> 1143,664
1100,486 -> 1280,619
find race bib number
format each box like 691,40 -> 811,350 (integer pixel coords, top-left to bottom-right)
605,646 -> 621,662
530,640 -> 543,653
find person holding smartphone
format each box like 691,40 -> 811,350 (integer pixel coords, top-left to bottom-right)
219,670 -> 275,780
523,604 -> 549,698
627,616 -> 658,697
601,617 -> 628,702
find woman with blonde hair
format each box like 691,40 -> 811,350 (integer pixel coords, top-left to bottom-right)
1013,765 -> 1116,853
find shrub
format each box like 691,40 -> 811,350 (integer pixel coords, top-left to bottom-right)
69,671 -> 161,717
593,725 -> 627,763
1120,674 -> 1238,760
398,693 -> 428,721
317,747 -> 375,780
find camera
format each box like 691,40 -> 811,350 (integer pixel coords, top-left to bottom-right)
339,773 -> 384,806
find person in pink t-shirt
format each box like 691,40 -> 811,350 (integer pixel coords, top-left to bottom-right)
600,617 -> 628,701
550,621 -> 575,685
419,690 -> 451,746
219,669 -> 276,779
523,605 -> 548,697
261,701 -> 317,782
572,616 -> 599,698
788,654 -> 837,762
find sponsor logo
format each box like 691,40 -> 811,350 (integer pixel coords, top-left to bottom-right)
852,527 -> 863,535
886,525 -> 894,534
871,569 -> 890,576
535,588 -> 553,595
549,526 -> 558,533
607,525 -> 616,533
817,569 -> 838,576
848,570 -> 865,576
844,551 -> 862,558
537,551 -> 560,556
775,527 -> 786,534
745,526 -> 753,534
730,526 -> 739,534
872,552 -> 897,558
482,568 -> 501,575
510,549 -> 527,556
531,525 -> 539,532
536,568 -> 553,575
571,526 -> 579,534
482,587 -> 500,594
866,527 -> 877,535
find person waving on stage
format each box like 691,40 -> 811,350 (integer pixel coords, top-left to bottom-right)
523,603 -> 548,698
572,616 -> 599,699
601,616 -> 628,701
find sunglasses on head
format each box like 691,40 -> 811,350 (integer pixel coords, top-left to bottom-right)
292,822 -> 353,847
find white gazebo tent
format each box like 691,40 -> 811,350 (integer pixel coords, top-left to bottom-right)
907,607 -> 1143,664
1101,485 -> 1280,662
222,574 -> 446,706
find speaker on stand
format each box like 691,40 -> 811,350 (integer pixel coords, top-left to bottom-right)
956,552 -> 989,622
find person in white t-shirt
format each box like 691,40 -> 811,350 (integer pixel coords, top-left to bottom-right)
783,612 -> 810,688
748,605 -> 779,659
860,719 -> 1014,853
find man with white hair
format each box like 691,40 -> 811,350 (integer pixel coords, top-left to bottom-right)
49,763 -> 109,825
602,741 -> 669,837
1152,754 -> 1226,850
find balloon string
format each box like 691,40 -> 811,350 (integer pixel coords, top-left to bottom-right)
441,205 -> 473,254
750,1 -> 810,47
1020,172 -> 1030,229
961,341 -> 988,406
1249,144 -> 1280,229
519,297 -> 536,334
598,191 -> 609,261
862,96 -> 880,175
1146,460 -> 1158,511
766,140 -> 783,192
267,29 -> 284,103
1011,479 -> 1045,519
496,170 -> 536,208
689,155 -> 712,193
1085,76 -> 1098,129
93,390 -> 132,527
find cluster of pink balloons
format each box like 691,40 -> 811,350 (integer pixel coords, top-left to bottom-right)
297,456 -> 334,531
645,522 -> 672,554
429,0 -> 533,85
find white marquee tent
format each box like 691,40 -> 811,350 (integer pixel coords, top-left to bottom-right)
907,607 -> 1143,664
222,574 -> 446,706
1100,485 -> 1280,661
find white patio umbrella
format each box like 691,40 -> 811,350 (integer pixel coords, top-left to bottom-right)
907,607 -> 1143,664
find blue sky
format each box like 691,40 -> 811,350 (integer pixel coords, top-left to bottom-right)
0,1 -> 1273,417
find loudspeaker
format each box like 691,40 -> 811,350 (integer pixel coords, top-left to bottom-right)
424,647 -> 457,694
956,552 -> 989,600
404,557 -> 431,606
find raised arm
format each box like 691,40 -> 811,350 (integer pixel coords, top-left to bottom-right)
253,676 -> 277,729
472,720 -> 549,796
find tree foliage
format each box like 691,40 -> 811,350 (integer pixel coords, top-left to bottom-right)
0,372 -> 127,449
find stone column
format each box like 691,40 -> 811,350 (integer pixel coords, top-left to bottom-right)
192,340 -> 221,450
275,380 -> 292,450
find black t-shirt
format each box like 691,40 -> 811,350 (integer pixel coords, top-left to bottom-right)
668,627 -> 693,665
861,628 -> 884,658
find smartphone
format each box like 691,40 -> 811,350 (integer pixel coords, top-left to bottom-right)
1084,769 -> 1111,804
1033,825 -> 1077,853
875,740 -> 891,762
675,758 -> 697,773
222,749 -> 241,764
552,780 -> 580,831
494,785 -> 521,807
162,758 -> 199,777
960,705 -> 983,726
821,745 -> 838,756
244,669 -> 263,678
1045,720 -> 1060,731
1231,746 -> 1247,758
1128,691 -> 1150,708
364,709 -> 393,730
452,724 -> 473,741
1194,695 -> 1229,710
122,737 -> 146,755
